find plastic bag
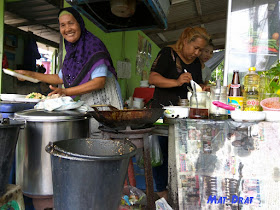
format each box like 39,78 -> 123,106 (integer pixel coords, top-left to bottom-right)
119,185 -> 147,209
155,198 -> 173,210
136,135 -> 163,168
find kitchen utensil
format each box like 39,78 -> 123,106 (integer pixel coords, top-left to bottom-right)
3,68 -> 40,83
187,86 -> 193,93
88,105 -> 164,129
184,69 -> 202,92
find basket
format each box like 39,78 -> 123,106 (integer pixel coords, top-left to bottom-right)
260,97 -> 280,111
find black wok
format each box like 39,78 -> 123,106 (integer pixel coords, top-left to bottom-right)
87,105 -> 164,129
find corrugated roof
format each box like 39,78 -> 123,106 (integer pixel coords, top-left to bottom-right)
4,0 -> 228,49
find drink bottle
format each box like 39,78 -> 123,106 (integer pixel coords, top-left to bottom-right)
243,67 -> 260,111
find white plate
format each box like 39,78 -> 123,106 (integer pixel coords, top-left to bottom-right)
0,94 -> 41,102
230,111 -> 265,122
0,94 -> 26,101
14,98 -> 41,103
263,111 -> 280,122
3,68 -> 40,83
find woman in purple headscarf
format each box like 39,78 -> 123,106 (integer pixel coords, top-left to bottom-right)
15,7 -> 123,134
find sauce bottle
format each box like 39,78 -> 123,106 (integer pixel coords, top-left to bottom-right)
228,70 -> 243,111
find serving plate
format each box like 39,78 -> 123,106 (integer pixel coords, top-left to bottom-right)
3,68 -> 40,83
0,94 -> 40,102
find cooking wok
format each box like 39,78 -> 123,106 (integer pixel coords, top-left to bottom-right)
87,105 -> 164,129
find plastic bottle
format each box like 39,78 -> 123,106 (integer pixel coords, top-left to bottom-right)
228,70 -> 243,111
243,67 -> 260,111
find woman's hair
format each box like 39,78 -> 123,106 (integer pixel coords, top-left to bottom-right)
172,27 -> 211,51
208,39 -> 215,48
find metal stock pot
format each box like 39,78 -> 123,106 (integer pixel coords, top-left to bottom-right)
14,109 -> 90,196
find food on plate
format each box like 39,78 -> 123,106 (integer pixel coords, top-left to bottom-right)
26,92 -> 46,99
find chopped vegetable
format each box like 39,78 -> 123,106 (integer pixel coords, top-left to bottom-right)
26,92 -> 46,99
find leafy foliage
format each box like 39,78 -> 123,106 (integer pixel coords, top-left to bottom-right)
258,60 -> 280,95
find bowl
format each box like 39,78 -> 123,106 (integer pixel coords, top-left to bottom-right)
230,110 -> 265,122
260,97 -> 280,111
163,106 -> 189,118
263,111 -> 280,121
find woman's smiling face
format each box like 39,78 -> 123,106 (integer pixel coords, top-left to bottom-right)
59,14 -> 81,43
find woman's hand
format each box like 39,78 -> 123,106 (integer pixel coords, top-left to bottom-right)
14,70 -> 33,81
201,84 -> 211,91
177,72 -> 192,86
48,85 -> 67,96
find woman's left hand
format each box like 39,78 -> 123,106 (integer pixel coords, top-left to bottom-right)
200,84 -> 211,91
48,85 -> 67,96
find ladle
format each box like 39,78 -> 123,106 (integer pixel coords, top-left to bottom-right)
184,69 -> 202,92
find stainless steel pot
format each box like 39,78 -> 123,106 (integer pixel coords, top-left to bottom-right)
14,109 -> 90,196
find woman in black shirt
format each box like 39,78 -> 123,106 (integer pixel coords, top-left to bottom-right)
148,27 -> 210,200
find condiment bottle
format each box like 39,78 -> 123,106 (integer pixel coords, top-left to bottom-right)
228,70 -> 243,111
243,67 -> 260,111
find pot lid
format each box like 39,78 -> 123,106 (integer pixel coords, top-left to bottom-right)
14,109 -> 90,122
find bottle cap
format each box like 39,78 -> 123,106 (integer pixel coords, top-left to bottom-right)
249,67 -> 256,71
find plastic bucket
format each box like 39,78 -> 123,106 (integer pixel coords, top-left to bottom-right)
0,119 -> 24,196
45,138 -> 136,210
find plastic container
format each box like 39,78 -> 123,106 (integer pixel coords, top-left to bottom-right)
46,138 -> 136,210
243,67 -> 260,111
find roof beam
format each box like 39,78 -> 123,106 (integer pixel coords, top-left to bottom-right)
143,11 -> 227,35
4,24 -> 59,48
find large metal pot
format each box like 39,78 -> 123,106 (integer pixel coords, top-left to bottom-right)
14,109 -> 90,196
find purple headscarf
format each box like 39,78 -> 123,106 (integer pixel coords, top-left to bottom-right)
58,7 -> 117,88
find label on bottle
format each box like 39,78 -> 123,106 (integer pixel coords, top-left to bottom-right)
246,99 -> 260,106
228,96 -> 243,111
230,84 -> 241,88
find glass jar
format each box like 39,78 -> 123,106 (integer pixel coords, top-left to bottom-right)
178,98 -> 189,107
209,86 -> 228,120
189,91 -> 210,119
